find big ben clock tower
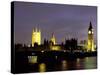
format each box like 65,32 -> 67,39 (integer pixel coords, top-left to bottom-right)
87,21 -> 95,52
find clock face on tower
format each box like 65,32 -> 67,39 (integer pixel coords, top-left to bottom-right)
88,30 -> 91,34
88,30 -> 93,34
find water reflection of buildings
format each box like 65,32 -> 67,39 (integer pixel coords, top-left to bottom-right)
61,60 -> 68,70
39,63 -> 46,72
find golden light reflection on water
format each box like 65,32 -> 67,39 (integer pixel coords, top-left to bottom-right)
61,60 -> 68,70
28,56 -> 37,63
39,63 -> 46,72
85,57 -> 89,62
84,57 -> 96,69
77,58 -> 80,63
76,58 -> 81,69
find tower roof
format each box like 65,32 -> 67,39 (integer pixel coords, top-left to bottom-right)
88,21 -> 93,30
32,27 -> 41,32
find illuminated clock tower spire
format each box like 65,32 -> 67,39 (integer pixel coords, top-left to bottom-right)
87,21 -> 95,51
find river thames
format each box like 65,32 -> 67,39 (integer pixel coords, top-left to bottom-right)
26,56 -> 97,73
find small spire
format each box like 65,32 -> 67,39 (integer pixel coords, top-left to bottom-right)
52,32 -> 55,38
35,27 -> 37,32
88,21 -> 92,30
39,28 -> 40,32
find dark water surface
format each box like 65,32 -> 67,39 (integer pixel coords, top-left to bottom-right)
27,56 -> 97,73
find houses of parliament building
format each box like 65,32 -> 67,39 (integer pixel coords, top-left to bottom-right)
31,22 -> 96,52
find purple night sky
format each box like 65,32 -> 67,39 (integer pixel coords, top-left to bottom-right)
14,1 -> 97,45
